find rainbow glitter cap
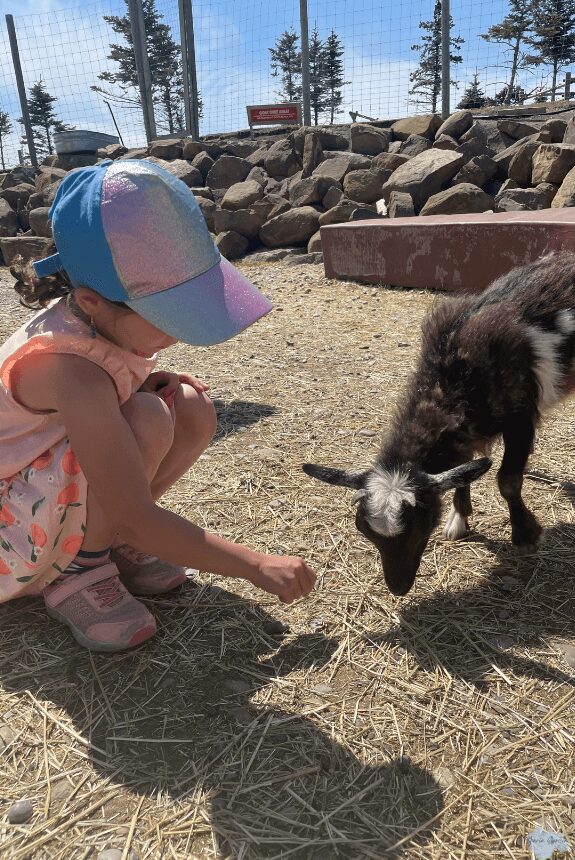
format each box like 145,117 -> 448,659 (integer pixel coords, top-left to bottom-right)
33,159 -> 273,346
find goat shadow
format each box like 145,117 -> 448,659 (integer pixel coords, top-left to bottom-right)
212,399 -> 277,444
368,474 -> 575,691
0,586 -> 443,859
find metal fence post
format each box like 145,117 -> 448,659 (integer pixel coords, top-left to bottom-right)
565,72 -> 572,101
178,0 -> 200,139
5,14 -> 37,168
441,0 -> 450,119
299,0 -> 311,126
127,0 -> 156,143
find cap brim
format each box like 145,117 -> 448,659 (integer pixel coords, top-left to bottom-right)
125,256 -> 273,346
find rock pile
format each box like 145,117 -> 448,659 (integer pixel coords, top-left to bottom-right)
1,108 -> 575,267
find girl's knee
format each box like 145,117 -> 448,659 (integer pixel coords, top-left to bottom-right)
175,384 -> 217,442
122,392 -> 174,457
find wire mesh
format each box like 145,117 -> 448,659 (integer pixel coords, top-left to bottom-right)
0,0 -> 574,171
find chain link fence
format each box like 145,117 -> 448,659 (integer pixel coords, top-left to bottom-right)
0,0 -> 574,170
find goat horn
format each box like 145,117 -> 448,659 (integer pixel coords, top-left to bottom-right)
351,489 -> 367,505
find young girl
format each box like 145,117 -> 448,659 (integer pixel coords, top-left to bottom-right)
0,159 -> 315,651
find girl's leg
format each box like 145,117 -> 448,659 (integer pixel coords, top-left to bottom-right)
150,383 -> 217,500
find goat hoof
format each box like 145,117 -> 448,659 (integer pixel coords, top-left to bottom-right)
443,508 -> 469,541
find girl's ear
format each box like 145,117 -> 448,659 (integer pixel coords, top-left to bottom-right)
73,287 -> 105,314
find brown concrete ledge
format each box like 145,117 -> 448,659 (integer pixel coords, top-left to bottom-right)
320,208 -> 575,293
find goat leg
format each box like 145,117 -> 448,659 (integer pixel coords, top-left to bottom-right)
443,485 -> 472,540
497,419 -> 542,547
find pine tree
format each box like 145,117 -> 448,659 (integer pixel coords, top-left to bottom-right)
0,111 -> 13,170
409,0 -> 464,113
525,0 -> 575,99
20,80 -> 70,156
492,83 -> 528,103
93,0 -> 202,134
269,29 -> 302,102
457,73 -> 488,109
481,1 -> 533,104
308,27 -> 328,125
323,29 -> 348,124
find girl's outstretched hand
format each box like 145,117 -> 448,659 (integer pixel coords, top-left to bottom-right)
247,554 -> 316,603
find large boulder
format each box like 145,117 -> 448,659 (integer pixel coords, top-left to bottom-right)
495,186 -> 555,212
552,166 -> 575,207
432,134 -> 459,151
214,207 -> 263,239
206,155 -> 252,189
318,199 -> 359,226
0,236 -> 55,267
197,197 -> 217,232
563,116 -> 575,144
246,146 -> 271,167
312,154 -> 371,183
301,131 -> 324,178
391,114 -> 441,141
387,191 -> 414,218
435,110 -> 473,140
452,155 -> 497,188
322,185 -> 343,209
496,119 -> 540,140
350,123 -> 391,155
459,120 -> 516,155
540,118 -> 568,143
419,183 -> 494,216
371,152 -> 410,174
531,144 -> 575,185
507,141 -> 542,185
492,134 -> 546,177
182,139 -> 204,160
35,167 -> 66,193
145,157 -> 203,187
191,151 -> 215,179
149,139 -> 183,159
223,140 -> 261,158
0,183 -> 34,210
252,194 -> 291,221
221,179 -> 264,211
259,206 -> 320,247
28,207 -> 53,238
293,126 -> 348,154
342,169 -> 383,203
381,149 -> 465,211
264,138 -> 301,178
399,134 -> 431,157
215,230 -> 249,260
0,199 -> 18,237
289,176 -> 337,207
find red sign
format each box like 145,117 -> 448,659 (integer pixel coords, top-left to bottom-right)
247,103 -> 301,126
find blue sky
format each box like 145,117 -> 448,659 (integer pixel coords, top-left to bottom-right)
0,0 -> 567,166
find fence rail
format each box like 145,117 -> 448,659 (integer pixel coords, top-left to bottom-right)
0,0 -> 574,170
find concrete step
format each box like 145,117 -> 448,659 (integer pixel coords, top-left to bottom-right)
321,208 -> 575,293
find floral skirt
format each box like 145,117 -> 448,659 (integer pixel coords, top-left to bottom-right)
0,438 -> 88,603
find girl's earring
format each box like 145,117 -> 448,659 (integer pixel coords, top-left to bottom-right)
90,317 -> 97,339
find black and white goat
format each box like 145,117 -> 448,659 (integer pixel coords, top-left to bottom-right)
304,252 -> 575,596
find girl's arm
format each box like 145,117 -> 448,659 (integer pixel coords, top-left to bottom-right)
51,355 -> 315,603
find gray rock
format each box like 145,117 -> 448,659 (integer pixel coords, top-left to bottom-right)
540,118 -> 568,142
28,207 -> 52,238
284,252 -> 323,265
117,147 -> 148,161
7,799 -> 33,824
435,110 -> 473,140
312,153 -> 372,183
0,198 -> 19,238
246,166 -> 268,186
264,138 -> 301,178
302,131 -> 324,178
399,134 -> 432,156
343,169 -> 383,203
252,193 -> 290,221
318,198 -> 359,225
497,119 -> 540,140
289,175 -> 336,207
322,185 -> 343,209
381,149 -> 464,211
371,152 -> 410,174
350,123 -> 391,155
215,230 -> 249,259
246,248 -> 292,263
53,153 -> 100,171
391,114 -> 442,141
246,145 -> 271,167
145,157 -> 203,188
459,120 -> 516,155
221,179 -> 264,211
35,166 -> 67,193
182,139 -> 204,160
507,141 -> 542,185
307,229 -> 323,252
259,206 -> 320,247
498,178 -> 519,194
149,138 -> 183,159
563,116 -> 575,144
102,143 -> 127,159
214,207 -> 263,239
293,125 -> 348,154
388,191 -> 414,218
0,235 -> 54,267
191,187 -> 213,199
420,183 -> 493,216
350,206 -> 380,220
535,182 -> 558,206
432,134 -> 459,151
452,155 -> 497,188
531,143 -> 575,185
552,165 -> 575,207
197,197 -> 216,232
207,155 -> 252,189
223,140 -> 261,158
191,150 -> 215,178
492,134 -> 546,178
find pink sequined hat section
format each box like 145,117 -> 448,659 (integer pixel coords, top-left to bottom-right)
34,159 -> 273,346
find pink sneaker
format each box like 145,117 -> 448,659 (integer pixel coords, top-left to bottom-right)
111,543 -> 192,596
44,563 -> 157,652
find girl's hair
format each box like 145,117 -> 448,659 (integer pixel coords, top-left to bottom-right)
11,255 -> 72,309
10,256 -> 129,311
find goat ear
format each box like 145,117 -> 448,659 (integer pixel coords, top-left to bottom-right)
429,457 -> 492,494
303,463 -> 366,489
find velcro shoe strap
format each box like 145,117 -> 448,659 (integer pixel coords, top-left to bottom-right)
44,563 -> 120,608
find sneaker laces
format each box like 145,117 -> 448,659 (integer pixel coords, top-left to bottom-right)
87,576 -> 125,608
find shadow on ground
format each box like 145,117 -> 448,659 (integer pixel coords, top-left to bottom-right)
0,586 -> 443,859
212,399 -> 277,444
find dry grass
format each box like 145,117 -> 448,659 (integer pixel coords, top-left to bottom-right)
0,260 -> 573,860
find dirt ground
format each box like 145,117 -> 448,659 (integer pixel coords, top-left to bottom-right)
0,259 -> 573,860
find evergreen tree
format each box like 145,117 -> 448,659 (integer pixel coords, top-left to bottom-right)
481,0 -> 533,104
409,0 -> 464,113
269,29 -> 302,102
457,73 -> 488,109
525,0 -> 575,99
323,29 -> 348,124
309,27 -> 328,125
93,0 -> 202,134
492,83 -> 528,103
20,80 -> 70,156
0,111 -> 13,171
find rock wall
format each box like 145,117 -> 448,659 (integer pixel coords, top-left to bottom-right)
1,108 -> 575,267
